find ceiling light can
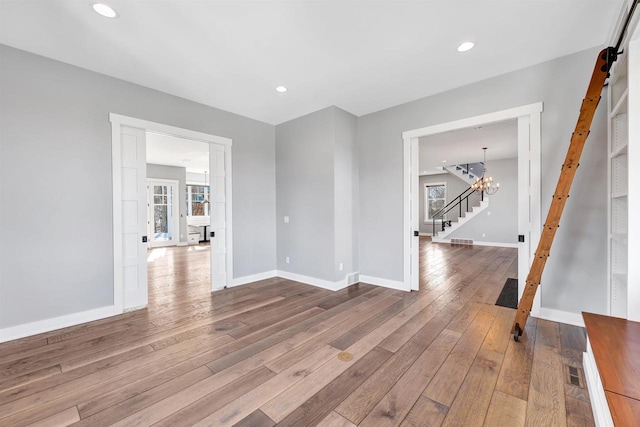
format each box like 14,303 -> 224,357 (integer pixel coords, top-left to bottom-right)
93,3 -> 118,18
457,41 -> 475,52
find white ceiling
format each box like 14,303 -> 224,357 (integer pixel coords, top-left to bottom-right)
419,119 -> 517,174
0,1 -> 622,125
146,132 -> 209,174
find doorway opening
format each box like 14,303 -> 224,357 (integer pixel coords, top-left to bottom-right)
402,103 -> 542,316
110,114 -> 233,314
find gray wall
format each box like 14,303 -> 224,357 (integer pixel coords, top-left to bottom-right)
0,45 -> 276,328
448,158 -> 518,244
418,173 -> 469,234
276,106 -> 359,282
358,47 -> 608,315
276,107 -> 335,280
147,163 -> 188,244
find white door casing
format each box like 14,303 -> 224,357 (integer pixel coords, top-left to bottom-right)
111,114 -> 233,313
210,143 -> 229,290
119,126 -> 148,310
402,103 -> 543,317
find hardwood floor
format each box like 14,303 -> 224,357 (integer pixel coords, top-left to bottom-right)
0,238 -> 594,426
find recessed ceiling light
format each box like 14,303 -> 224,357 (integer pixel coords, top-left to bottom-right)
275,86 -> 288,93
93,3 -> 118,18
441,160 -> 447,163
457,41 -> 475,52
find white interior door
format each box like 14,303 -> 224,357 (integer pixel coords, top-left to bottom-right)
121,126 -> 148,310
148,179 -> 179,248
210,143 -> 227,290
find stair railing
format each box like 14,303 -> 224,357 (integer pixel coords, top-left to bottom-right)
431,187 -> 484,237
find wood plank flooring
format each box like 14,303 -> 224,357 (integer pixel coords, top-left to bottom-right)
0,238 -> 595,426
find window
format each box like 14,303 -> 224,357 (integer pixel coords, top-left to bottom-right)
187,185 -> 210,216
425,183 -> 446,221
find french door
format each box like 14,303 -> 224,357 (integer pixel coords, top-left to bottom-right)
147,179 -> 179,248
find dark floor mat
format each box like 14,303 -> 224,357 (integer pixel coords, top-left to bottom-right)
495,278 -> 518,309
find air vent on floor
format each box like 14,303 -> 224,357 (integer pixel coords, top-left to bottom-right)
564,365 -> 585,388
346,272 -> 360,286
451,238 -> 474,246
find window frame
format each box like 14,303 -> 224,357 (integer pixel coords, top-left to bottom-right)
186,184 -> 210,217
424,182 -> 447,222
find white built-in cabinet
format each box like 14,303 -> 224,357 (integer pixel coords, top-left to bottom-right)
608,33 -> 639,321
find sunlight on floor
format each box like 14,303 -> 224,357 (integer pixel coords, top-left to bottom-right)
147,248 -> 167,262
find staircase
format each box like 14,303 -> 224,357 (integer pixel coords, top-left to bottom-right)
430,186 -> 489,242
444,162 -> 484,186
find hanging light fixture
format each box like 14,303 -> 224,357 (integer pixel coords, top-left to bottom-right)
470,147 -> 500,195
203,171 -> 210,204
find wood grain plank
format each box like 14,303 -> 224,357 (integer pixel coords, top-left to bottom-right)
0,365 -> 61,394
495,317 -> 537,401
525,322 -> 567,427
151,366 -> 275,427
317,411 -> 357,427
26,406 -> 79,427
358,329 -> 460,427
483,390 -> 526,427
186,346 -> 340,427
276,347 -> 393,427
422,305 -> 497,407
75,365 -> 214,424
399,396 -> 448,427
233,409 -> 275,427
565,395 -> 595,427
335,308 -> 460,425
441,348 -> 503,427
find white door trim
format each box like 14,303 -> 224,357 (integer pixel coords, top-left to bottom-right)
402,102 -> 543,317
111,113 -> 233,314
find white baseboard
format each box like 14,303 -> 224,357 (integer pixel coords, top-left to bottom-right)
584,339 -> 614,427
359,275 -> 409,292
0,305 -> 117,344
229,270 -> 277,288
276,270 -> 347,291
418,232 -> 433,237
536,307 -> 585,327
177,242 -> 189,247
432,238 -> 518,248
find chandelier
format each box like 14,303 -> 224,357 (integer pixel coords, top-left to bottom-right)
470,147 -> 500,195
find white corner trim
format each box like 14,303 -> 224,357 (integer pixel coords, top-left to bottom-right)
359,275 -> 409,292
535,307 -> 585,327
584,339 -> 614,427
276,270 -> 347,292
229,270 -> 277,288
0,305 -> 118,344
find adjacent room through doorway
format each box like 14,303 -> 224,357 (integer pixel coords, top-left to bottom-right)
417,119 -> 520,309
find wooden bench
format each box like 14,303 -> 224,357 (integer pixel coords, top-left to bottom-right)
583,313 -> 640,426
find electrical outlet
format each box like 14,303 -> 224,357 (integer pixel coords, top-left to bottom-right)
285,256 -> 290,264
482,233 -> 486,237
284,216 -> 289,223
339,263 -> 344,271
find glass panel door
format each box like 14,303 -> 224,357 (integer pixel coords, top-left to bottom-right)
148,179 -> 179,247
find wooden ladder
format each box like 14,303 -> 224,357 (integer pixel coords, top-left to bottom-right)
511,47 -> 617,340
